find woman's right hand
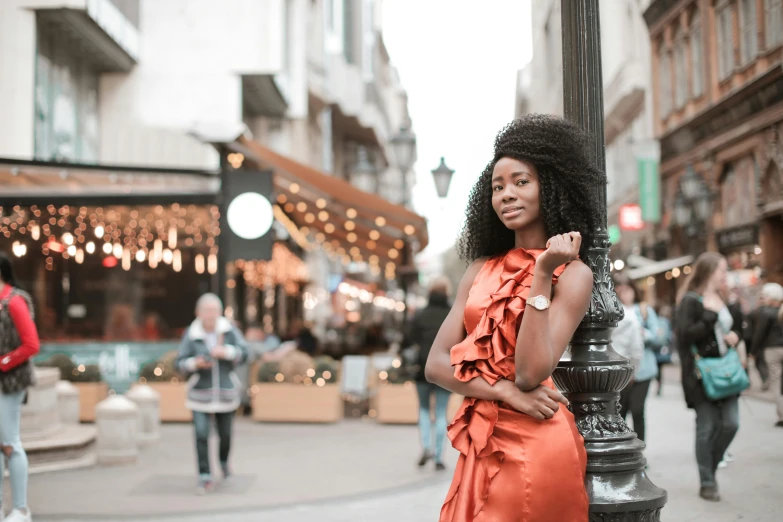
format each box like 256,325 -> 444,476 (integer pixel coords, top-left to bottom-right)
195,356 -> 213,369
496,380 -> 569,420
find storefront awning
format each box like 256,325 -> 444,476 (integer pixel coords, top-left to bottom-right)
627,255 -> 694,280
240,137 -> 428,273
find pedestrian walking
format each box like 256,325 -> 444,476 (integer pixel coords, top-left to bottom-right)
407,277 -> 453,471
0,252 -> 40,522
615,276 -> 660,442
426,115 -> 601,521
176,293 -> 249,494
749,284 -> 783,403
676,252 -> 745,502
653,305 -> 674,396
610,273 -> 645,401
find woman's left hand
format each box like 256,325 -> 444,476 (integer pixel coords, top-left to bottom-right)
724,331 -> 739,347
536,232 -> 581,275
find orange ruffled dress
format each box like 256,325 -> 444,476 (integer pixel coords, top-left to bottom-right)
439,248 -> 588,522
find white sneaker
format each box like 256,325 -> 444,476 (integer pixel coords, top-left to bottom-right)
5,508 -> 31,522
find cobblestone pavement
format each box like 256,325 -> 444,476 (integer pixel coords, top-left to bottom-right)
24,383 -> 783,522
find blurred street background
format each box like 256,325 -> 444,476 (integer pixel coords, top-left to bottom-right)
1,0 -> 782,520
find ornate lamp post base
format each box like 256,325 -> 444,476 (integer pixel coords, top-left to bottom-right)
558,1 -> 668,519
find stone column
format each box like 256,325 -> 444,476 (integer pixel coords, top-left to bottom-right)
95,395 -> 139,465
126,384 -> 161,445
556,1 -> 668,520
55,380 -> 81,425
21,367 -> 61,441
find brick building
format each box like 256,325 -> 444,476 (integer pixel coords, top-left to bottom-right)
644,0 -> 783,294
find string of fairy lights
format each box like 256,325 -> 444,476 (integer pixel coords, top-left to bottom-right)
0,204 -> 220,273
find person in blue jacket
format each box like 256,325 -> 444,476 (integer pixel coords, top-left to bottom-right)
615,276 -> 661,442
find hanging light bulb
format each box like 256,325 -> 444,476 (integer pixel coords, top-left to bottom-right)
149,253 -> 158,269
122,248 -> 131,271
85,241 -> 95,254
136,249 -> 146,263
67,245 -> 77,256
163,249 -> 173,264
113,243 -> 123,259
173,249 -> 182,272
75,249 -> 85,264
31,225 -> 40,240
207,253 -> 218,275
154,239 -> 163,261
62,232 -> 74,246
195,254 -> 205,274
102,242 -> 112,254
168,227 -> 177,249
94,225 -> 104,238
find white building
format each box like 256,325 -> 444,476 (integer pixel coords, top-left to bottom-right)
516,0 -> 660,261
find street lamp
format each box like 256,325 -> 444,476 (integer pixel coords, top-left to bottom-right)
390,124 -> 416,206
673,164 -> 713,241
556,0 -> 667,519
350,145 -> 377,193
431,157 -> 455,199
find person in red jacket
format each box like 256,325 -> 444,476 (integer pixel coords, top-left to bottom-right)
0,252 -> 40,522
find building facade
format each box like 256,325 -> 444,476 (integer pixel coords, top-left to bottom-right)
0,0 -> 422,345
645,0 -> 783,292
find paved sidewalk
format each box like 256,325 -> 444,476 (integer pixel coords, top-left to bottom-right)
21,382 -> 783,522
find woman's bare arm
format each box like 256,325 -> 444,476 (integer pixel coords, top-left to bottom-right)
514,260 -> 593,391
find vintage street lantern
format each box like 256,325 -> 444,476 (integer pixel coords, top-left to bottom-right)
431,156 -> 455,199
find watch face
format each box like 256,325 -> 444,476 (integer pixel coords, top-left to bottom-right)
535,296 -> 547,309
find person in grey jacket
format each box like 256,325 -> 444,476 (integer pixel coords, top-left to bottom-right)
176,293 -> 248,494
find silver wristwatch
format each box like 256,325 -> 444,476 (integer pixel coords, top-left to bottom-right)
526,294 -> 551,311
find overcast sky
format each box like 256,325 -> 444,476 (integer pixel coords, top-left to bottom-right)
382,0 -> 533,262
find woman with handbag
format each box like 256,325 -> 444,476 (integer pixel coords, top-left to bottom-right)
0,252 -> 40,522
676,252 -> 749,503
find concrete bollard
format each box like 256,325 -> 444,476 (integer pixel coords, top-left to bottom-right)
21,367 -> 61,441
95,395 -> 139,465
126,384 -> 161,445
56,380 -> 81,425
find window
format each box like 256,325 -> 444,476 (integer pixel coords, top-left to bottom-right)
674,30 -> 688,108
691,11 -> 705,97
343,0 -> 356,64
361,0 -> 374,81
766,0 -> 783,48
740,0 -> 758,64
658,43 -> 672,118
717,3 -> 734,79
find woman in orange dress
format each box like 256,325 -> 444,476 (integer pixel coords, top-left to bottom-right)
425,115 -> 606,521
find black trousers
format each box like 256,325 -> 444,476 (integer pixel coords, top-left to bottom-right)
193,411 -> 233,477
620,379 -> 652,442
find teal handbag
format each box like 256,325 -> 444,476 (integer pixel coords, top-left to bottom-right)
688,292 -> 750,401
691,346 -> 750,401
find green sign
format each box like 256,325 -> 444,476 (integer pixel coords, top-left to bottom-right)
638,158 -> 661,223
608,225 -> 622,245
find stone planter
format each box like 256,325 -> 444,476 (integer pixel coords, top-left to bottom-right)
95,395 -> 139,465
21,367 -> 61,441
374,383 -> 464,425
252,383 -> 343,423
126,384 -> 161,444
142,382 -> 192,422
74,381 -> 109,422
56,380 -> 81,425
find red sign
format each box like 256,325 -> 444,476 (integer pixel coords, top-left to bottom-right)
619,204 -> 645,231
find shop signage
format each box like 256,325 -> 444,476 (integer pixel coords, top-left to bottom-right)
222,168 -> 274,262
608,225 -> 622,245
619,204 -> 645,231
638,158 -> 661,223
716,224 -> 759,253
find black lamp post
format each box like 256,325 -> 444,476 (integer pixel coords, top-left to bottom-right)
555,1 -> 667,520
431,156 -> 455,199
673,164 -> 713,249
390,124 -> 416,206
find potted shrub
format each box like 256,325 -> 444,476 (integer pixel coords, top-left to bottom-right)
251,353 -> 342,423
136,351 -> 191,422
39,353 -> 108,422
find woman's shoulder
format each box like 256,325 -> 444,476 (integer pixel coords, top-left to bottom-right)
557,258 -> 592,284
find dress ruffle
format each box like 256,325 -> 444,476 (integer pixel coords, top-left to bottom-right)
440,248 -> 566,520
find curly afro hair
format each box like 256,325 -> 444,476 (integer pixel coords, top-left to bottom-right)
457,114 -> 607,262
